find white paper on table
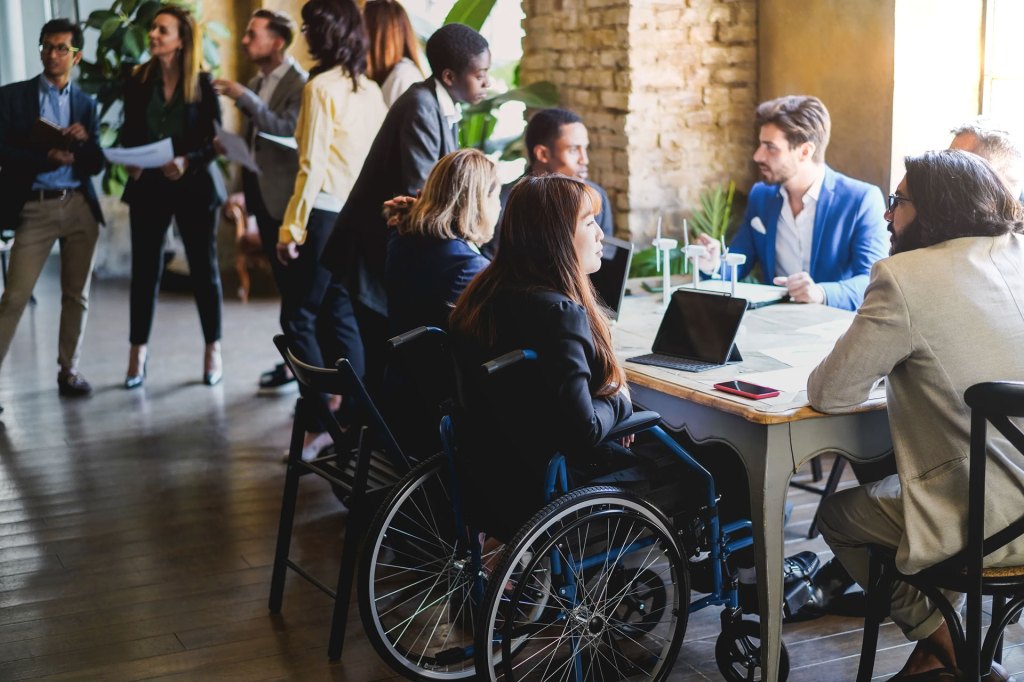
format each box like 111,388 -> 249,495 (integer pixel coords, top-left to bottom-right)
731,366 -> 815,393
215,123 -> 260,174
102,138 -> 174,168
793,318 -> 852,341
758,344 -> 831,368
257,131 -> 298,150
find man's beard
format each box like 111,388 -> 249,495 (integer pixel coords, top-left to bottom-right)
889,219 -> 927,255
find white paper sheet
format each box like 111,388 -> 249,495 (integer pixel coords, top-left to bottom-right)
215,123 -> 260,174
257,131 -> 298,150
102,138 -> 175,169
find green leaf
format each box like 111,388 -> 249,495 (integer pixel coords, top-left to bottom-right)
99,123 -> 120,147
443,0 -> 496,31
121,0 -> 139,15
122,24 -> 146,60
463,81 -> 558,115
86,10 -> 117,29
100,16 -> 123,42
134,1 -> 162,28
202,38 -> 220,71
204,21 -> 230,40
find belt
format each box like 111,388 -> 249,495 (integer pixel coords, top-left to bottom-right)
34,188 -> 81,201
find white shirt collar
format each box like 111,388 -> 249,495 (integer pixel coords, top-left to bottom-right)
779,166 -> 826,203
434,78 -> 461,126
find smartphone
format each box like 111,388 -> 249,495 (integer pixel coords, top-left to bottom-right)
713,380 -> 781,400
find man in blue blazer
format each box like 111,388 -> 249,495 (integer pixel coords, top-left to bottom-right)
700,96 -> 888,311
0,18 -> 105,409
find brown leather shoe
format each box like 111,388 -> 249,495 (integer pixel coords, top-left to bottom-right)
57,371 -> 92,397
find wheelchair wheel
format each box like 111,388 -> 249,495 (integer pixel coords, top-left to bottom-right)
475,486 -> 689,681
358,452 -> 487,680
715,618 -> 790,682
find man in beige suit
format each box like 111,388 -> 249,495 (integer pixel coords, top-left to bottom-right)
808,149 -> 1024,681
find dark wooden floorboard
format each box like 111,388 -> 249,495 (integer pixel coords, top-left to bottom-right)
2,258 -> 1021,680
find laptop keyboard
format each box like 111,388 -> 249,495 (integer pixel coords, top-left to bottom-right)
627,353 -> 723,373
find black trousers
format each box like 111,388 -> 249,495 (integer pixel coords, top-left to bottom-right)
279,208 -> 363,432
129,196 -> 222,345
241,169 -> 286,289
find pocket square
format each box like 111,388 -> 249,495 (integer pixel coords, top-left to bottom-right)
751,217 -> 767,234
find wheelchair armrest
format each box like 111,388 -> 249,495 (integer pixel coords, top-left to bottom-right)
603,410 -> 661,442
481,349 -> 537,376
386,326 -> 445,354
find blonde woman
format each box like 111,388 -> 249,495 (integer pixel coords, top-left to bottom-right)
120,5 -> 224,388
384,148 -> 499,336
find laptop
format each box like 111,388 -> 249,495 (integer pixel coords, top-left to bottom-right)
628,289 -> 747,372
695,280 -> 789,309
590,236 -> 634,321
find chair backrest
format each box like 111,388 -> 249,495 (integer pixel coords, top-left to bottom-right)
386,326 -> 456,415
273,334 -> 408,471
964,381 -> 1024,564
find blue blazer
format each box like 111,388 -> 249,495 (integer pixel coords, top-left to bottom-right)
0,75 -> 104,230
385,232 -> 489,336
729,166 -> 888,311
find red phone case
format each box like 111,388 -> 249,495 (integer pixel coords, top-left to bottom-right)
713,381 -> 781,400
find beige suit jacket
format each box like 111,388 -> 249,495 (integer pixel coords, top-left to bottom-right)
808,233 -> 1024,574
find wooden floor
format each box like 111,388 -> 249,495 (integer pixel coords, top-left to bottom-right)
2,257 -> 1023,681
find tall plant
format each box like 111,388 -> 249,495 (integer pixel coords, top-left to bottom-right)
690,181 -> 736,243
77,0 -> 228,195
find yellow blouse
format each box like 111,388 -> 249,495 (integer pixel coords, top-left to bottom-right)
279,70 -> 386,244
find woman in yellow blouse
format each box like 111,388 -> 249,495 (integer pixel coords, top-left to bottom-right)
277,0 -> 386,459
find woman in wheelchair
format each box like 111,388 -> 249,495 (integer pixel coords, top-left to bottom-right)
448,173 -> 637,540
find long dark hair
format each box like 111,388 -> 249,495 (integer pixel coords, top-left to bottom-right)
301,0 -> 367,87
450,174 -> 626,397
364,0 -> 423,86
902,149 -> 1024,250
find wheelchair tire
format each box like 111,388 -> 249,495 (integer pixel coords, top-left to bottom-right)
715,618 -> 790,682
357,452 -> 481,680
474,486 -> 689,681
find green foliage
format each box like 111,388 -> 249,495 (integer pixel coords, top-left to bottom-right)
78,0 -> 228,196
629,246 -> 686,278
444,0 -> 498,30
459,81 -> 559,154
690,181 -> 736,242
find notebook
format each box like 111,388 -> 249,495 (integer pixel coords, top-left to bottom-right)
590,236 -> 634,321
628,289 -> 747,373
693,280 -> 789,309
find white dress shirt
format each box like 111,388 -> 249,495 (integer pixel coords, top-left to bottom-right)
775,170 -> 825,277
434,78 -> 461,141
257,57 -> 294,104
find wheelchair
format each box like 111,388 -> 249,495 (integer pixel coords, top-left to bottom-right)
357,327 -> 790,682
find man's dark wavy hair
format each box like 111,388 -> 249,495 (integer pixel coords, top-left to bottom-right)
41,18 -> 83,51
903,149 -> 1024,249
301,0 -> 367,86
425,23 -> 488,76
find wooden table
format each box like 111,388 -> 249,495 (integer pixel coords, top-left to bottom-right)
614,284 -> 893,682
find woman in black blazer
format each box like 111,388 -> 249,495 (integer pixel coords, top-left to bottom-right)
120,5 -> 224,388
449,174 -> 632,540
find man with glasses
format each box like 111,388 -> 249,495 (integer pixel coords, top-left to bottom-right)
214,9 -> 307,395
698,95 -> 889,311
0,18 -> 105,412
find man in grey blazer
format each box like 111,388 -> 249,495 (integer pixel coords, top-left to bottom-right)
215,9 -> 307,392
809,150 -> 1024,680
321,23 -> 491,394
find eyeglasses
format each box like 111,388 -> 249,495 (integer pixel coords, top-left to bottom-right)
39,43 -> 80,56
887,193 -> 914,212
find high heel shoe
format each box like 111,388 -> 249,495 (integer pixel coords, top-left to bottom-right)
203,342 -> 222,386
125,346 -> 147,390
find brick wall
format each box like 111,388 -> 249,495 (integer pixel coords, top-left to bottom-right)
520,0 -> 757,243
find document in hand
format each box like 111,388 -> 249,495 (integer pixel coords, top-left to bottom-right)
214,122 -> 260,174
30,118 -> 70,150
102,138 -> 175,168
257,131 -> 298,150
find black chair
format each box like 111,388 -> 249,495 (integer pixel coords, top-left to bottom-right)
267,334 -> 411,661
790,453 -> 848,539
857,381 -> 1024,682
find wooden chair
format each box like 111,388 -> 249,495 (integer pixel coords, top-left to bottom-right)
857,381 -> 1024,682
268,334 -> 411,661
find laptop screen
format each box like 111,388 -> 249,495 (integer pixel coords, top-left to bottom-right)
651,289 -> 747,364
589,236 -> 633,320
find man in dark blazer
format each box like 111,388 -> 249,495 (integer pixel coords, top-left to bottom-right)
321,22 -> 491,393
214,8 -> 307,394
0,18 -> 105,409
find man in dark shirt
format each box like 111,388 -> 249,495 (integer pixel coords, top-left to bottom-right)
483,108 -> 614,257
0,19 -> 105,411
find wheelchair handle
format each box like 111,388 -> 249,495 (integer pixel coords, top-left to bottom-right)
386,326 -> 445,354
481,349 -> 537,376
